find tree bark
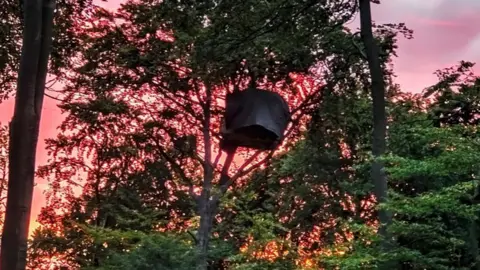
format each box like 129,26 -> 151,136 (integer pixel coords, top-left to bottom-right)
469,219 -> 480,270
358,0 -> 392,263
469,183 -> 480,270
0,0 -> 55,269
196,200 -> 215,270
195,149 -> 235,270
196,82 -> 215,270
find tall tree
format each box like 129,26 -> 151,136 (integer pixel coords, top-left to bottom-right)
0,0 -> 56,269
358,0 -> 391,256
425,61 -> 480,269
320,90 -> 480,269
29,0 -> 358,268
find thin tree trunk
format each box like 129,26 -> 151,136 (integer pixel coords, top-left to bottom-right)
196,200 -> 215,270
0,0 -> 55,269
358,0 -> 392,263
469,220 -> 480,270
196,149 -> 235,270
195,81 -> 236,269
196,82 -> 215,270
469,183 -> 480,270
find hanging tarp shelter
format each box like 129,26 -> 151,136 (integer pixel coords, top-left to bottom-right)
220,88 -> 291,150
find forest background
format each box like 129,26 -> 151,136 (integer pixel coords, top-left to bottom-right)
2,0 -> 478,236
0,0 -> 480,269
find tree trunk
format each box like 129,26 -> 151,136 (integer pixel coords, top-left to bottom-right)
195,150 -> 235,270
196,200 -> 216,270
469,219 -> 480,270
0,0 -> 55,269
195,79 -> 237,270
469,183 -> 480,270
358,0 -> 392,264
196,82 -> 215,270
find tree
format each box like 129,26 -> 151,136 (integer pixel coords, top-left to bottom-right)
317,63 -> 480,269
0,0 -> 56,269
30,0 -> 360,268
424,61 -> 480,269
358,0 -> 391,262
37,16 -> 414,269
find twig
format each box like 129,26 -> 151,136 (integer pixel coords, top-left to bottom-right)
212,150 -> 223,169
44,92 -> 64,102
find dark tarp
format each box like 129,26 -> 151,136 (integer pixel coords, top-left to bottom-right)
220,88 -> 291,150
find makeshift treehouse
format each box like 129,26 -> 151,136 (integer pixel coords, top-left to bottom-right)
220,88 -> 291,151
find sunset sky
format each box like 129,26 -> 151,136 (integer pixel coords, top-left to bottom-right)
0,0 -> 479,234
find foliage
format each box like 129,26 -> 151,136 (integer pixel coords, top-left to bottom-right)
212,67 -> 480,269
0,0 -> 21,101
83,230 -> 196,270
0,0 -> 95,101
319,64 -> 480,270
28,0 -> 365,267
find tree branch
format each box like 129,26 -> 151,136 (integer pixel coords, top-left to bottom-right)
44,93 -> 64,102
212,149 -> 273,204
200,83 -> 214,203
150,137 -> 199,201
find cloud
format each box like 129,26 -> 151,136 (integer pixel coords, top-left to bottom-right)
432,0 -> 480,18
390,0 -> 443,12
457,33 -> 480,62
368,0 -> 480,92
414,18 -> 463,27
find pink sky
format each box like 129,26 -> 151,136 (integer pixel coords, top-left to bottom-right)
0,0 -> 479,234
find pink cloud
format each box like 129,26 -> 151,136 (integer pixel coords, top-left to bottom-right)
414,18 -> 463,27
373,1 -> 480,92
